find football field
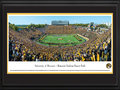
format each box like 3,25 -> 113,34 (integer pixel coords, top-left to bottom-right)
38,34 -> 87,46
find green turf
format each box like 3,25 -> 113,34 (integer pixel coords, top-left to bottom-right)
38,34 -> 86,46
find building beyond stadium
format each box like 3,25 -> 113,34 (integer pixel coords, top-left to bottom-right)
52,21 -> 69,25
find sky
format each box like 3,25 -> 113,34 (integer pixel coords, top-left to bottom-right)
9,15 -> 112,25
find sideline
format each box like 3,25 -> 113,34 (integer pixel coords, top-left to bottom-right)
77,34 -> 89,41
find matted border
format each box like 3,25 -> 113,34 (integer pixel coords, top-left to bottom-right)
7,13 -> 113,74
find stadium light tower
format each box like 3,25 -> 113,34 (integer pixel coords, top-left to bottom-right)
90,22 -> 95,31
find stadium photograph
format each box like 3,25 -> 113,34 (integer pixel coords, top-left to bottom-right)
8,13 -> 112,62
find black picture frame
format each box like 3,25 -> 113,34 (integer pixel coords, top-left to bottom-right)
0,0 -> 120,89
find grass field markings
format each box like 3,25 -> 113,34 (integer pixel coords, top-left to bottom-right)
37,34 -> 88,46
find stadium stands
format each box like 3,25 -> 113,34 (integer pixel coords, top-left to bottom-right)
9,25 -> 111,61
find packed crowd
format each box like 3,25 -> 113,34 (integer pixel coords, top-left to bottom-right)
9,26 -> 111,61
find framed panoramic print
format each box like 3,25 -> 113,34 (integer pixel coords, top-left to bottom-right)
7,13 -> 113,74
0,0 -> 120,90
